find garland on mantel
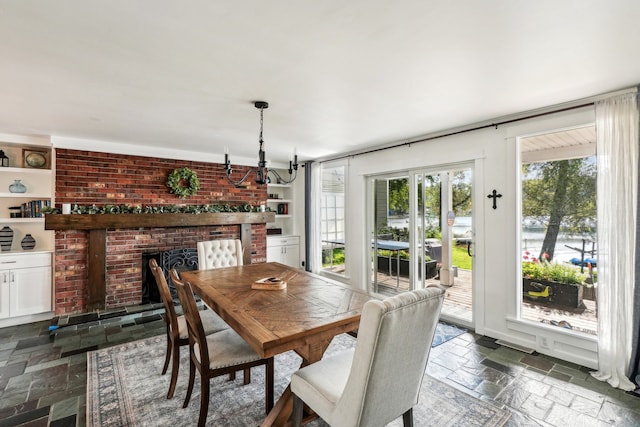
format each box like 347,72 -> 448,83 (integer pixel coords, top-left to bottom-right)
42,202 -> 260,215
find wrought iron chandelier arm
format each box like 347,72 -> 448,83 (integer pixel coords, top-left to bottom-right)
224,167 -> 254,187
268,168 -> 298,185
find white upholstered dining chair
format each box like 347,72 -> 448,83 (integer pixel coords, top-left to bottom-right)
291,286 -> 445,427
197,239 -> 243,269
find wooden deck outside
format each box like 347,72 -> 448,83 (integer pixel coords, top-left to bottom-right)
374,268 -> 597,335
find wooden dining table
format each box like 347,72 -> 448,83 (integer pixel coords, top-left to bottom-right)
180,262 -> 374,427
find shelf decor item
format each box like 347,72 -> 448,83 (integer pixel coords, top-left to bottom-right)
277,203 -> 288,215
9,206 -> 22,218
9,179 -> 27,193
23,149 -> 48,168
21,234 -> 36,250
0,226 -> 13,251
0,150 -> 9,167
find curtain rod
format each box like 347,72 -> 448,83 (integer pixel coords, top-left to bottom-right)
321,101 -> 595,163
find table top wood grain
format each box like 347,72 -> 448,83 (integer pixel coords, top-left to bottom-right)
181,262 -> 373,360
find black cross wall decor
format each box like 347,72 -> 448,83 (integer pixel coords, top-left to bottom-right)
487,189 -> 502,209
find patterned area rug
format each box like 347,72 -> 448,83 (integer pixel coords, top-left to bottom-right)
87,333 -> 510,427
432,322 -> 466,347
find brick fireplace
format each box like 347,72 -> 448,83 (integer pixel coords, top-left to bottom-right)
53,149 -> 268,315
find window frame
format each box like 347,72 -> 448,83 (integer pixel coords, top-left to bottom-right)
318,160 -> 349,278
516,124 -> 598,337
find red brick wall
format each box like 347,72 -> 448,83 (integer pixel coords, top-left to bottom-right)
54,230 -> 88,315
53,149 -> 267,314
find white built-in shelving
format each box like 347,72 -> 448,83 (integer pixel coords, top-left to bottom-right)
266,179 -> 294,235
0,135 -> 54,254
0,134 -> 54,327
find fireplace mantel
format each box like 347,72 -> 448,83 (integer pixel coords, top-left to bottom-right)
45,212 -> 275,310
45,212 -> 275,230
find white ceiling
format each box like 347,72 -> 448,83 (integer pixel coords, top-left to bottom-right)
520,125 -> 596,163
1,1 -> 639,166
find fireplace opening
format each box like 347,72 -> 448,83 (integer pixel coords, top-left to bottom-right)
142,248 -> 199,303
141,252 -> 162,304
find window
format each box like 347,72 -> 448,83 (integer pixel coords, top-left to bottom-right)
320,163 -> 346,275
519,126 -> 597,335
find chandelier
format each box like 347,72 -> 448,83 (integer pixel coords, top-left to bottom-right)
224,101 -> 299,187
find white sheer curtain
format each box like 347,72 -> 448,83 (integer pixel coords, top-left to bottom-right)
591,92 -> 639,391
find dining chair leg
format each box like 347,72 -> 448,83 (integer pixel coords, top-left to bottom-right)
161,330 -> 171,375
402,408 -> 414,427
167,344 -> 180,399
265,358 -> 274,413
183,357 -> 196,408
197,376 -> 210,427
292,394 -> 303,427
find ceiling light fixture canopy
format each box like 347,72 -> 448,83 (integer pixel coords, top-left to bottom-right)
224,101 -> 298,187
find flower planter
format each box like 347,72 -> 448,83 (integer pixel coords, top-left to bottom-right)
582,284 -> 596,301
522,278 -> 584,308
377,256 -> 438,279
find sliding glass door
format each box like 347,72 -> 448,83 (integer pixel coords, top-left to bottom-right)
369,165 -> 474,325
370,174 -> 412,293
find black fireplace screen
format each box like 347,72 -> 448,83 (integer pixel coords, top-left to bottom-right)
141,247 -> 199,303
161,247 -> 199,299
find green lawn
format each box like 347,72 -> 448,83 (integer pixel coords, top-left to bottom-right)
452,244 -> 473,270
322,247 -> 345,267
324,244 -> 473,270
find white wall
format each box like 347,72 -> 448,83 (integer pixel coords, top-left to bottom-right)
326,106 -> 599,368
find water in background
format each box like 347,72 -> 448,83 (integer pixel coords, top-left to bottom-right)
387,216 -> 596,265
522,225 -> 596,264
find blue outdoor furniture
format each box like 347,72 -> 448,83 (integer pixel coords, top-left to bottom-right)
570,257 -> 597,267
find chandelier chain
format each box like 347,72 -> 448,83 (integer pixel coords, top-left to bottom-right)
259,107 -> 264,144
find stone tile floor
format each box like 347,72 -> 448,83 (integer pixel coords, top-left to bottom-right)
0,304 -> 638,427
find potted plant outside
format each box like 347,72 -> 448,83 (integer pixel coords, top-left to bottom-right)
376,249 -> 438,279
522,252 -> 593,308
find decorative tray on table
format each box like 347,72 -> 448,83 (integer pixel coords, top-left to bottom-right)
252,277 -> 287,290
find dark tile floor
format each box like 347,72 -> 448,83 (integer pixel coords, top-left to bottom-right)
0,305 -> 638,427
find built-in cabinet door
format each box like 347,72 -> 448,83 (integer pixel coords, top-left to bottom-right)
266,245 -> 281,263
281,244 -> 300,267
0,272 -> 9,319
9,266 -> 52,317
267,244 -> 300,267
267,236 -> 300,268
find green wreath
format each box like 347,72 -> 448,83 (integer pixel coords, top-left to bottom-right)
167,167 -> 200,198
